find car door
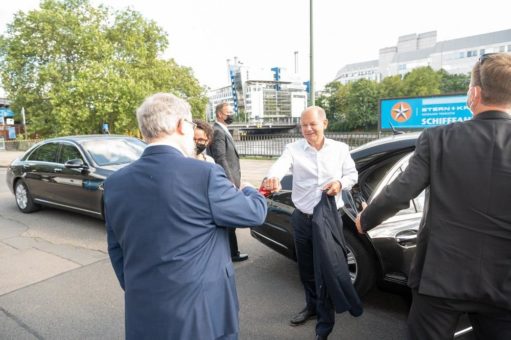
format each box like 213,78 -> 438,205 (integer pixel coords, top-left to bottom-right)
352,152 -> 425,282
252,174 -> 297,259
53,142 -> 103,215
23,142 -> 61,202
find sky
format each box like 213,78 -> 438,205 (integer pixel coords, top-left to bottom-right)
1,0 -> 511,93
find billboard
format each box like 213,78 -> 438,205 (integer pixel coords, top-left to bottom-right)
379,94 -> 472,130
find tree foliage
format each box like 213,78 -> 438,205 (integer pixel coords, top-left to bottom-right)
0,0 -> 207,137
317,67 -> 471,132
402,66 -> 441,97
438,69 -> 470,94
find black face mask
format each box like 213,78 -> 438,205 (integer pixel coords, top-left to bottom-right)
195,143 -> 207,155
224,115 -> 234,125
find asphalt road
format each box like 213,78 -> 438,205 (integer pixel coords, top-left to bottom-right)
0,166 -> 413,339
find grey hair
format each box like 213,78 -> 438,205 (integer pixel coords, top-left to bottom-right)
136,93 -> 191,139
302,106 -> 326,120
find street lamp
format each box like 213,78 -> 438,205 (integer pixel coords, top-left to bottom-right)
309,0 -> 315,106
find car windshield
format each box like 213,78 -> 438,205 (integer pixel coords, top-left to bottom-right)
81,138 -> 145,166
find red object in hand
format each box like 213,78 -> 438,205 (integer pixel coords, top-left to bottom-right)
258,184 -> 271,197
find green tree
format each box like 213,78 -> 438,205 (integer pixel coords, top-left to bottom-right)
317,81 -> 350,130
438,69 -> 470,94
0,0 -> 207,137
344,79 -> 379,130
402,66 -> 442,97
379,75 -> 405,99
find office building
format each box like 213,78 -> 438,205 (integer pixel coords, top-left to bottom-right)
206,58 -> 308,123
334,29 -> 511,84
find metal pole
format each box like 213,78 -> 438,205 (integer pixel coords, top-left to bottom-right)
21,107 -> 27,139
309,0 -> 315,106
294,51 -> 298,74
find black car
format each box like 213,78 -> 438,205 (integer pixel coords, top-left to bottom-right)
251,132 -> 422,296
6,135 -> 146,219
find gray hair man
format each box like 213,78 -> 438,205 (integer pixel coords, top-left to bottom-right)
104,93 -> 267,340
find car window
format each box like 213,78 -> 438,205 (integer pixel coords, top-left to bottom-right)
59,144 -> 84,164
379,153 -> 426,216
385,167 -> 415,215
358,152 -> 408,199
27,143 -> 59,163
81,138 -> 145,166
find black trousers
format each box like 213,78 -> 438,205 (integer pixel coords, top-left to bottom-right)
228,228 -> 240,257
408,289 -> 511,340
291,209 -> 335,337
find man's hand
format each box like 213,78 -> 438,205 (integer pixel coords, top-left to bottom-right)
262,177 -> 282,193
355,202 -> 368,234
323,180 -> 342,196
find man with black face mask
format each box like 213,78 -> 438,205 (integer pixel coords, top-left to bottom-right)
209,102 -> 248,262
193,119 -> 215,163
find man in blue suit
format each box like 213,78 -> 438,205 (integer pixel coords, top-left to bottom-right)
104,93 -> 267,340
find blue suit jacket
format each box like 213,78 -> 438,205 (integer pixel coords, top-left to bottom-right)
104,145 -> 267,340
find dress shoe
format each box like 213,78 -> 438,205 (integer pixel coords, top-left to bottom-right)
231,253 -> 248,262
315,335 -> 328,340
290,307 -> 316,326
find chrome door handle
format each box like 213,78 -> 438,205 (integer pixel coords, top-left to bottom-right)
396,230 -> 417,246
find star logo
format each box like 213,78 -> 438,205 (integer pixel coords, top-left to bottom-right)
391,102 -> 412,122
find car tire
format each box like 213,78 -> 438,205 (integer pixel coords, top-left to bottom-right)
14,180 -> 40,213
344,229 -> 377,297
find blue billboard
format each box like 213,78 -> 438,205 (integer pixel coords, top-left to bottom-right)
380,94 -> 473,130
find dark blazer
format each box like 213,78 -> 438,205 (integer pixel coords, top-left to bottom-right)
312,193 -> 363,316
209,122 -> 241,187
104,145 -> 267,340
361,111 -> 511,310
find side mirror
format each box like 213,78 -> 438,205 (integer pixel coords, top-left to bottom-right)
64,159 -> 89,169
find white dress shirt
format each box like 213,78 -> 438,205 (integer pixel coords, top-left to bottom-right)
266,138 -> 358,214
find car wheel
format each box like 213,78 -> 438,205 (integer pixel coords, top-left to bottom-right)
344,230 -> 377,297
14,180 -> 40,213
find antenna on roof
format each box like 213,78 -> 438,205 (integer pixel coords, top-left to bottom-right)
388,121 -> 405,135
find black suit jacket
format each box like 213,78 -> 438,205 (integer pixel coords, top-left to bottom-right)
209,122 -> 241,187
361,111 -> 511,310
312,193 -> 363,316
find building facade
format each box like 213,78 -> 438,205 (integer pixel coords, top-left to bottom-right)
206,59 -> 308,123
334,29 -> 511,84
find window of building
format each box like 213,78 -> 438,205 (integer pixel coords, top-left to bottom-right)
398,64 -> 407,71
459,51 -> 465,58
508,45 -> 511,52
480,49 -> 485,55
500,46 -> 505,52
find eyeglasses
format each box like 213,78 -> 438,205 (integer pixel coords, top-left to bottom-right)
194,138 -> 209,143
182,119 -> 197,130
479,53 -> 497,65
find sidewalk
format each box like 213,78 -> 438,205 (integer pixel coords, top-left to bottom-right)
0,151 -> 24,167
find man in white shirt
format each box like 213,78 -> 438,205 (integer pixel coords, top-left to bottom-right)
262,106 -> 358,340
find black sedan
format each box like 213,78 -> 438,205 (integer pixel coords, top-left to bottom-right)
251,132 -> 422,297
6,135 -> 145,219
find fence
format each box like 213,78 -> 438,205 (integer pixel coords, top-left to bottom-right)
1,139 -> 41,151
0,132 -> 390,157
235,132 -> 389,157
